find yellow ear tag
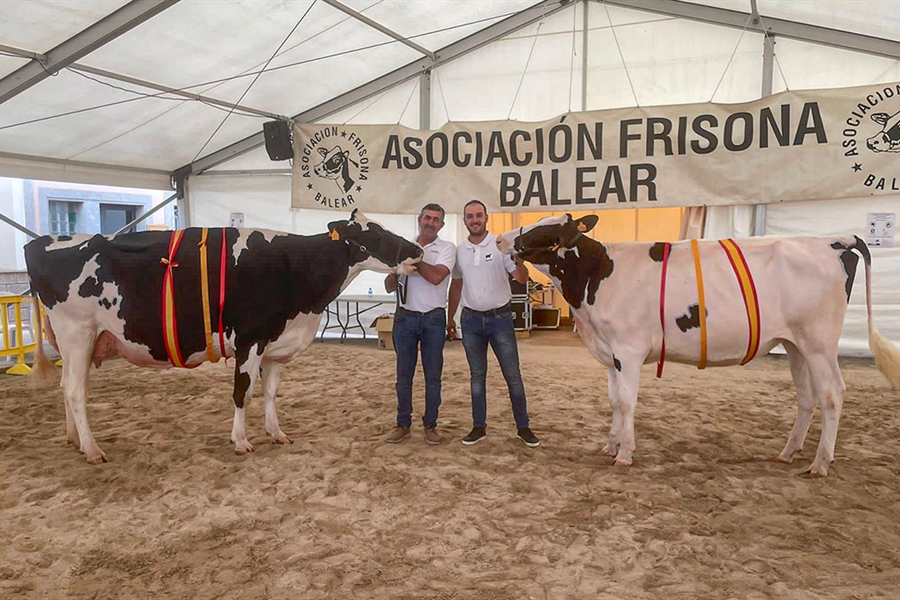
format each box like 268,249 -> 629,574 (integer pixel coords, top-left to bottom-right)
551,243 -> 560,252
577,222 -> 587,232
329,230 -> 341,241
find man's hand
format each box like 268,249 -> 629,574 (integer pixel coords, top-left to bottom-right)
446,321 -> 457,340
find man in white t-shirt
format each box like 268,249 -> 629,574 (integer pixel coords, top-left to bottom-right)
383,203 -> 456,445
447,200 -> 540,448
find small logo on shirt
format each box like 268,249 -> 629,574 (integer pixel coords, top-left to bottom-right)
484,252 -> 494,262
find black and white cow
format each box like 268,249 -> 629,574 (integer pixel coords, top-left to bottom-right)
497,214 -> 900,477
25,210 -> 422,464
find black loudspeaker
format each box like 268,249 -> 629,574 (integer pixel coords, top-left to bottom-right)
263,120 -> 293,161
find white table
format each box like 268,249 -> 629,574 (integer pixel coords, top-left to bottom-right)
319,294 -> 397,342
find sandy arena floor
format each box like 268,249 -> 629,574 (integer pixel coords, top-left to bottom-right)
1,330 -> 899,599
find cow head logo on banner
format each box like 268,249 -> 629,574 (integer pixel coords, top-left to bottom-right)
297,125 -> 371,210
842,84 -> 900,193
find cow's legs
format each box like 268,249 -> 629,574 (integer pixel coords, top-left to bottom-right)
58,331 -> 106,463
260,359 -> 292,445
231,346 -> 262,454
804,352 -> 845,477
601,366 -> 622,456
59,365 -> 80,449
610,358 -> 641,466
778,343 -> 816,463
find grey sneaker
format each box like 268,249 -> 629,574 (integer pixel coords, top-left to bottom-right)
462,427 -> 486,446
424,426 -> 442,445
385,426 -> 411,444
517,427 -> 540,448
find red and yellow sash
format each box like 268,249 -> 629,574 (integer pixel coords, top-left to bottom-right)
719,239 -> 761,365
658,238 -> 761,375
161,229 -> 228,368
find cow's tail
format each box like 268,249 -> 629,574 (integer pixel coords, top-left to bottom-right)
29,289 -> 57,388
856,236 -> 900,389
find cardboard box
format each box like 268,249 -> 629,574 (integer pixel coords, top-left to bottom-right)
373,314 -> 395,351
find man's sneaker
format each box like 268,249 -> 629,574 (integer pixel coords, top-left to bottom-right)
424,426 -> 442,445
385,426 -> 410,444
462,427 -> 486,446
517,427 -> 540,448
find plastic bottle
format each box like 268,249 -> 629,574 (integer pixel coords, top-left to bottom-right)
367,287 -> 373,298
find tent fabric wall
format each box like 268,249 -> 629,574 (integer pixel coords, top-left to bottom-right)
184,1 -> 900,356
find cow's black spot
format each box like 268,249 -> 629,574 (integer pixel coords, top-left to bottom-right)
544,241 -> 614,309
98,298 -> 112,310
112,297 -> 117,306
58,235 -> 72,241
831,239 -> 866,302
676,304 -> 707,333
79,276 -> 103,299
649,242 -> 668,263
613,356 -> 622,372
233,371 -> 251,409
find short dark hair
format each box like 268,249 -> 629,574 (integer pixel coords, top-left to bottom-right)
463,199 -> 487,214
419,203 -> 445,221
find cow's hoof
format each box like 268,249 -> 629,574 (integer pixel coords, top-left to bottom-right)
601,444 -> 618,456
233,441 -> 254,455
774,454 -> 793,464
273,435 -> 293,445
68,438 -> 82,451
613,458 -> 633,467
86,452 -> 108,465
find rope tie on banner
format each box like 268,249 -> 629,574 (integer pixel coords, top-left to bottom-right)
656,242 -> 672,378
602,2 -> 639,107
757,15 -> 791,92
709,15 -> 753,102
507,16 -> 545,120
690,239 -> 708,369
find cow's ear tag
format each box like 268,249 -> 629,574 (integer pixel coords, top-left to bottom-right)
329,230 -> 341,241
577,222 -> 587,232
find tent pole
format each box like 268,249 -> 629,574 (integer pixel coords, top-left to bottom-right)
113,191 -> 180,235
753,33 -> 776,237
419,70 -> 431,130
582,0 -> 588,112
0,211 -> 39,239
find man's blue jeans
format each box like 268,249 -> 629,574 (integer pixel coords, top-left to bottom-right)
393,307 -> 446,428
460,305 -> 529,430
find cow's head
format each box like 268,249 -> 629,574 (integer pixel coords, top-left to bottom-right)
314,146 -> 349,180
496,213 -> 599,264
327,209 -> 422,275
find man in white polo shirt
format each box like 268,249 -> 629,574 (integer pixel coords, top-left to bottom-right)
447,200 -> 540,448
383,203 -> 456,445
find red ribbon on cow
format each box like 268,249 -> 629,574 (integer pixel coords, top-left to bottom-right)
657,242 -> 672,378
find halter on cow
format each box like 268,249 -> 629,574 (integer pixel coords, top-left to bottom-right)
497,214 -> 900,477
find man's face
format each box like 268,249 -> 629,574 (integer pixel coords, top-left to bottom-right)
418,209 -> 444,242
463,204 -> 488,237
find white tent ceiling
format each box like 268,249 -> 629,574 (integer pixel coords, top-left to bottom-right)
1,0 -> 899,192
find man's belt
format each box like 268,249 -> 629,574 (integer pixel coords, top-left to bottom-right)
464,302 -> 512,317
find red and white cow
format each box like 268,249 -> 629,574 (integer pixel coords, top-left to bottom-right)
497,214 -> 900,476
26,211 -> 421,463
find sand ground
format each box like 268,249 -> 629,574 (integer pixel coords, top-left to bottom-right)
1,330 -> 899,599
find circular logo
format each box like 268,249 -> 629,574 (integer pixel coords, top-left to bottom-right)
299,126 -> 370,209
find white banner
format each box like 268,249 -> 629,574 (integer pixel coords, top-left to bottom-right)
292,82 -> 900,214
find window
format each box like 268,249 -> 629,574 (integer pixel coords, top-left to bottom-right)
100,204 -> 139,234
48,201 -> 78,235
